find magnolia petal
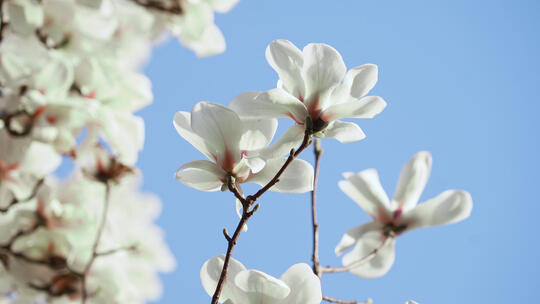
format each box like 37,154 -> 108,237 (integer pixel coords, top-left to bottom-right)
235,269 -> 290,302
175,160 -> 226,192
330,64 -> 378,106
280,263 -> 322,304
19,141 -> 61,176
302,43 -> 346,103
173,111 -> 215,161
248,158 -> 313,193
342,232 -> 396,279
266,40 -> 305,98
403,190 -> 473,231
335,222 -> 382,256
233,96 -> 278,150
191,102 -> 243,157
393,151 -> 432,211
99,110 -> 144,166
321,96 -> 386,121
200,255 -> 246,302
319,120 -> 366,143
231,88 -> 308,123
339,170 -> 391,221
258,124 -> 305,160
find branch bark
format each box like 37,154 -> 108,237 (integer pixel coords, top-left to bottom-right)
210,130 -> 313,304
311,139 -> 323,277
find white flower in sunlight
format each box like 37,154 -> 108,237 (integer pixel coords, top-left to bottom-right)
335,151 -> 473,278
230,39 -> 386,153
201,255 -> 322,304
173,98 -> 313,193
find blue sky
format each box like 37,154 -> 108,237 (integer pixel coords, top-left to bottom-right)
137,0 -> 540,303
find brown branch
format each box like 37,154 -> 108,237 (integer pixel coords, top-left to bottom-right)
321,237 -> 392,274
0,0 -> 7,42
323,295 -> 371,304
81,182 -> 111,303
0,178 -> 45,213
311,139 -> 323,277
130,0 -> 183,14
95,244 -> 137,257
210,130 -> 313,304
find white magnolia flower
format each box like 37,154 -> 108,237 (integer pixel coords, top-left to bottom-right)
174,99 -> 313,193
335,151 -> 473,278
201,255 -> 322,304
231,39 -> 387,152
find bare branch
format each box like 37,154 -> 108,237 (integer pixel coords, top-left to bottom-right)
323,295 -> 372,304
210,130 -> 313,304
311,139 -> 323,277
130,0 -> 183,14
321,237 -> 392,274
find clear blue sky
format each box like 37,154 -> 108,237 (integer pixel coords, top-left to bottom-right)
137,0 -> 540,303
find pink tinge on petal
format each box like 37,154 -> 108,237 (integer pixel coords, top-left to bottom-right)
392,207 -> 403,222
0,160 -> 19,183
240,150 -> 248,158
377,205 -> 391,225
46,116 -> 59,124
33,106 -> 46,119
287,112 -> 303,125
220,147 -> 236,173
38,88 -> 47,95
85,91 -> 96,99
299,95 -> 305,103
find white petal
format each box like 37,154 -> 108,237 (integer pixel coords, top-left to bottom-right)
393,151 -> 432,211
20,141 -> 61,176
173,111 -> 214,161
321,96 -> 387,121
191,102 -> 243,158
175,160 -> 226,192
319,120 -> 366,143
266,40 -> 305,98
343,232 -> 396,279
339,170 -> 391,221
349,64 -> 379,98
231,88 -> 308,124
234,269 -> 290,302
280,263 -> 322,304
335,222 -> 382,256
403,190 -> 473,231
201,255 -> 246,301
239,121 -> 278,151
99,110 -> 144,166
257,125 -> 305,160
248,158 -> 313,193
302,43 -> 346,103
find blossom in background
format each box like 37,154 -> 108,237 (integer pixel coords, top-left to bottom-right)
230,39 -> 386,156
0,175 -> 174,303
174,98 -> 313,194
201,255 -> 322,304
335,151 -> 473,278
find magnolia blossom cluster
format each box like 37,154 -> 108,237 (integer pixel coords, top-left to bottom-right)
1,0 -> 239,303
174,40 -> 473,302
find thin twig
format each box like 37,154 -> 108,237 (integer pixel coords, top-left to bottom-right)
81,182 -> 111,303
130,0 -> 183,14
95,244 -> 137,257
311,139 -> 323,277
321,237 -> 392,273
323,295 -> 371,304
0,178 -> 45,213
210,131 -> 313,304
